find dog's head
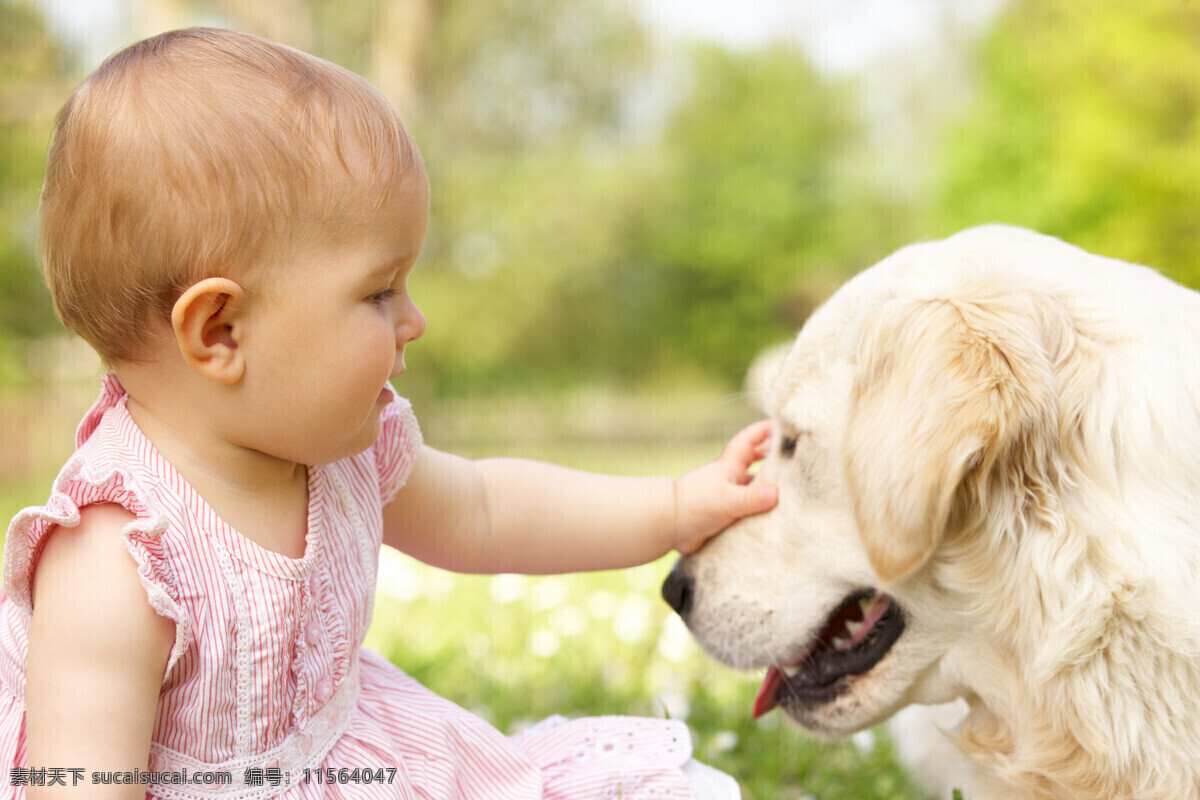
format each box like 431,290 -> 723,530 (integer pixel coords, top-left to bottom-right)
664,226 -> 1083,736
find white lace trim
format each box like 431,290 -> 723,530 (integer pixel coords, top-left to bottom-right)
146,662 -> 361,800
2,455 -> 191,677
208,534 -> 254,755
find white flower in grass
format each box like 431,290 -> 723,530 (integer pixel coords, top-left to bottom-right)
656,614 -> 697,663
852,729 -> 876,754
707,731 -> 738,755
377,548 -> 422,602
529,629 -> 561,658
624,565 -> 657,591
613,594 -> 653,643
653,688 -> 691,721
532,576 -> 570,610
490,574 -> 528,605
587,589 -> 618,619
425,570 -> 455,599
550,605 -> 588,637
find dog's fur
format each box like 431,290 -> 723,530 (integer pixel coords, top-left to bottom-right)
670,226 -> 1200,799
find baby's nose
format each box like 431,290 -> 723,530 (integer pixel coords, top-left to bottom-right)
397,301 -> 426,344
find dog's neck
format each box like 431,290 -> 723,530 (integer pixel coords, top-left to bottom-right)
938,504 -> 1200,799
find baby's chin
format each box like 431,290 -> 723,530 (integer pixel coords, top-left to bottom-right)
302,412 -> 387,467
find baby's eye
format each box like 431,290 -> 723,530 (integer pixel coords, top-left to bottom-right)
368,287 -> 398,305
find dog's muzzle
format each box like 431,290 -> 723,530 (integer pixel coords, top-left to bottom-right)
661,561 -> 693,619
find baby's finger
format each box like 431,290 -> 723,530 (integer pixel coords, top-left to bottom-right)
730,481 -> 778,519
722,420 -> 773,467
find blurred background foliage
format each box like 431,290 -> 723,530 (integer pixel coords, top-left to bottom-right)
3,1 -> 1200,796
937,0 -> 1200,287
0,1 -> 72,346
4,0 -> 1200,395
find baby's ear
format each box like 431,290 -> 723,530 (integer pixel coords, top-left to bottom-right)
171,278 -> 246,384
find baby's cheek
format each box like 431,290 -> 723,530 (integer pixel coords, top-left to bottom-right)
353,326 -> 397,378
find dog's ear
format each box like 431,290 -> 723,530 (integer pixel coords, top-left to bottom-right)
845,294 -> 1060,584
744,341 -> 792,414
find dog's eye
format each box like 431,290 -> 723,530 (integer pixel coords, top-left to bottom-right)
780,429 -> 810,458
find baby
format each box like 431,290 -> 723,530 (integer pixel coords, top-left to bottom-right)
1,28 -> 777,800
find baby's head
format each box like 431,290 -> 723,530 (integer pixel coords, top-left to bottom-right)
40,27 -> 422,367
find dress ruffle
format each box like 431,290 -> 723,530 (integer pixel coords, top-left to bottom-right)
374,385 -> 422,507
73,371 -> 126,449
2,374 -> 191,676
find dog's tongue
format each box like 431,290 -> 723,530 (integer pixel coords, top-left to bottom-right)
753,666 -> 783,718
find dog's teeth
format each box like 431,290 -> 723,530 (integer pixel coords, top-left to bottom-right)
858,597 -> 876,616
845,619 -> 863,636
831,636 -> 848,649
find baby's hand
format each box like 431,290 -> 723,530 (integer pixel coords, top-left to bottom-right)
673,420 -> 778,554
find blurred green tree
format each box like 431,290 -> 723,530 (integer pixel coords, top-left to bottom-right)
0,1 -> 70,345
936,0 -> 1200,287
381,0 -> 664,396
560,45 -> 855,388
408,43 -> 860,394
412,0 -> 647,154
193,0 -> 646,153
12,0 -> 878,396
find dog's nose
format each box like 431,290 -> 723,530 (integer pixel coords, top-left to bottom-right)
661,563 -> 694,618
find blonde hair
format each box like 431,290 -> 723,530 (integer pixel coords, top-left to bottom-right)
40,27 -> 419,365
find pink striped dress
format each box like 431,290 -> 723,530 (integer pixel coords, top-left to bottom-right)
0,375 -> 720,799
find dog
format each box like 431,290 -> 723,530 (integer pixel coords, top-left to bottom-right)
662,226 -> 1200,799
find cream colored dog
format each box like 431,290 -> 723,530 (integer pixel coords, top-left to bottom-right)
662,226 -> 1200,799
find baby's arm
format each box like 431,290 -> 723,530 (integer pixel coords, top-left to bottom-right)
25,504 -> 173,799
382,421 -> 776,574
